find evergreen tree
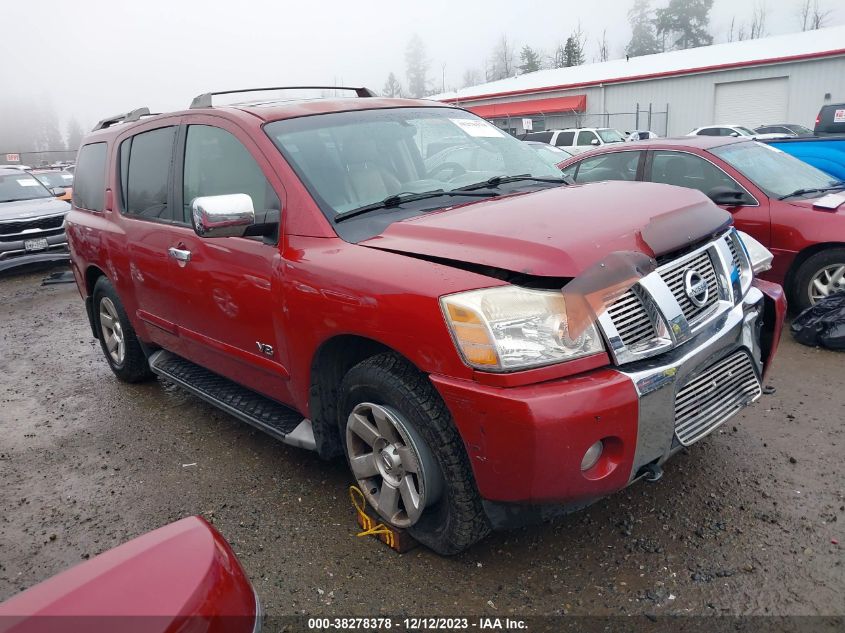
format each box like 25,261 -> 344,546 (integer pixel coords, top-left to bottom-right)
562,30 -> 585,67
655,0 -> 714,51
382,72 -> 403,98
519,45 -> 541,74
626,0 -> 662,57
405,35 -> 429,98
66,117 -> 85,151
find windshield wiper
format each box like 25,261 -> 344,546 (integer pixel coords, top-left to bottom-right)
453,174 -> 569,192
777,181 -> 845,200
334,189 -> 499,223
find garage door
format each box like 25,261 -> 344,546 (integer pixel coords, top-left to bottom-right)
714,77 -> 788,125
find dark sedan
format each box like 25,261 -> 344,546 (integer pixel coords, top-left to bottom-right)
559,137 -> 845,310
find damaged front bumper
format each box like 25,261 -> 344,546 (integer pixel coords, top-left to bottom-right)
431,279 -> 786,530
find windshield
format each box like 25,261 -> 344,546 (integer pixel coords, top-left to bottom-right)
0,173 -> 52,202
528,144 -> 570,168
32,171 -> 73,188
265,107 -> 562,218
597,129 -> 625,143
790,124 -> 813,135
711,142 -> 840,199
736,127 -> 757,136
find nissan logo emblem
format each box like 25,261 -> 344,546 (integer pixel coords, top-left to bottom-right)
683,270 -> 709,308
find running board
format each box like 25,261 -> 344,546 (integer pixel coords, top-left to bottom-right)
148,350 -> 315,451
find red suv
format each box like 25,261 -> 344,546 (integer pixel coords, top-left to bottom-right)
66,88 -> 785,554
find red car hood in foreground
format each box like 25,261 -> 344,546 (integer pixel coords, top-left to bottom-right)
0,517 -> 257,633
361,181 -> 732,277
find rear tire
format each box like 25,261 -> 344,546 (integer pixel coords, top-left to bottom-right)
792,248 -> 845,312
339,353 -> 490,555
92,277 -> 154,383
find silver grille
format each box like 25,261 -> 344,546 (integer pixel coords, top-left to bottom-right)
726,234 -> 741,272
674,350 -> 762,446
604,288 -> 656,350
659,250 -> 719,323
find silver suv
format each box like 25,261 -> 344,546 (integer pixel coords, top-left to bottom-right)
0,167 -> 71,272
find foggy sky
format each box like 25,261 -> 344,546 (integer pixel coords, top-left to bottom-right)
1,0 -> 841,133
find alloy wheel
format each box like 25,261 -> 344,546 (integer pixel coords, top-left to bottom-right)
809,263 -> 845,304
99,297 -> 125,366
345,402 -> 443,528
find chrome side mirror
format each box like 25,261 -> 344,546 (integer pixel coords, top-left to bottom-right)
590,138 -> 600,146
191,194 -> 255,238
50,187 -> 66,197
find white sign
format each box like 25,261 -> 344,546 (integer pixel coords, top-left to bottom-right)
450,118 -> 505,138
834,109 -> 845,123
5,153 -> 20,162
522,118 -> 533,131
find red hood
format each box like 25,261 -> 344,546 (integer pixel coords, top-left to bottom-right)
360,181 -> 731,277
0,517 -> 256,633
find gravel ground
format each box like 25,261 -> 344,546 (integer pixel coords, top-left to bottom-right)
0,267 -> 843,618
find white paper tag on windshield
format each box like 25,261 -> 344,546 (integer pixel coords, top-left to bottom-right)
61,174 -> 73,180
813,192 -> 845,210
17,179 -> 39,186
450,118 -> 505,138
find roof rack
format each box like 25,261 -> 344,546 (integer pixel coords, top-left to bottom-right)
189,86 -> 376,109
92,107 -> 152,131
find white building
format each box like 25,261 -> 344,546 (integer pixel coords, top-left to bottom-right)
433,26 -> 845,136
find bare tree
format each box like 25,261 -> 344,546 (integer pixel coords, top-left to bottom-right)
750,1 -> 767,39
551,43 -> 567,68
487,35 -> 515,81
799,0 -> 833,30
461,68 -> 481,88
798,0 -> 812,29
811,0 -> 833,28
597,29 -> 609,62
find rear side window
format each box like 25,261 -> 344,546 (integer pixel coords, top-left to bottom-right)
183,125 -> 280,225
72,143 -> 107,211
555,131 -> 575,146
650,151 -> 739,197
120,127 -> 176,221
576,130 -> 598,146
570,151 -> 641,183
524,131 -> 553,143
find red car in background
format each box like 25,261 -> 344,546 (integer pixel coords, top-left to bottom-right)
560,137 -> 845,311
0,517 -> 260,633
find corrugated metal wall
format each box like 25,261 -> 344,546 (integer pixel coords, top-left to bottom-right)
458,56 -> 845,137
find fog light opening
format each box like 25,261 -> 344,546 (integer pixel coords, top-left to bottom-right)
580,440 -> 604,472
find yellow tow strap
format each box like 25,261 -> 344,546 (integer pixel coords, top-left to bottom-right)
349,485 -> 395,548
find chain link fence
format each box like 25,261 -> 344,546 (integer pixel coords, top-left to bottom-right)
492,103 -> 670,137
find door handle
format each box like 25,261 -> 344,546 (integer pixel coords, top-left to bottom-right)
167,247 -> 192,265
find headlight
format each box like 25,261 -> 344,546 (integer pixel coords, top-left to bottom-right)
736,230 -> 773,274
441,286 -> 605,371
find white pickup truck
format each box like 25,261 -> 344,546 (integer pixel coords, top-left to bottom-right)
524,127 -> 626,154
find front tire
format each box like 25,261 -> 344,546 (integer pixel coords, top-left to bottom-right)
92,277 -> 153,383
339,353 -> 490,555
792,248 -> 845,312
